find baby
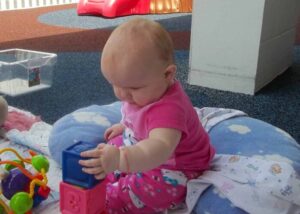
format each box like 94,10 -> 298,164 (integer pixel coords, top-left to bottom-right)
79,17 -> 215,213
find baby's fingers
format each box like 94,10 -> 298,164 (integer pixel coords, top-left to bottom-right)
79,157 -> 101,167
104,128 -> 113,141
95,172 -> 106,180
82,166 -> 104,175
80,148 -> 102,158
97,143 -> 106,149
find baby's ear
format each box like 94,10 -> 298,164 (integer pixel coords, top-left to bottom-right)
164,64 -> 177,81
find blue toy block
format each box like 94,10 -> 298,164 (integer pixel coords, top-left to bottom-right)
62,141 -> 104,189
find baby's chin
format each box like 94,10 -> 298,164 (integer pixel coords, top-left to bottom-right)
128,101 -> 143,107
127,100 -> 148,108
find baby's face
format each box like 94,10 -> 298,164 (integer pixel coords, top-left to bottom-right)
103,57 -> 172,107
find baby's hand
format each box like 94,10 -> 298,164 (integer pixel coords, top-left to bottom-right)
104,123 -> 125,141
79,144 -> 120,180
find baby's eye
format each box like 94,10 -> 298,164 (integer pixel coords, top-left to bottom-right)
129,87 -> 141,90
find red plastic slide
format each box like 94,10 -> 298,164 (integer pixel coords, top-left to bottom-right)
77,0 -> 151,18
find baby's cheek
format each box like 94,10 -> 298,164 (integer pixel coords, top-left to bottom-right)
134,97 -> 148,107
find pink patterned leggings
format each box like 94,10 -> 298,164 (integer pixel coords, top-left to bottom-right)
105,135 -> 200,214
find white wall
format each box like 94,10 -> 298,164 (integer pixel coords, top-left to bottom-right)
188,0 -> 299,95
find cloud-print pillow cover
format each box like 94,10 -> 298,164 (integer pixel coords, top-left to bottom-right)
49,102 -> 122,165
48,102 -> 300,214
194,116 -> 300,214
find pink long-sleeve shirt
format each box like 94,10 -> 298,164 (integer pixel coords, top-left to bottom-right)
121,81 -> 215,172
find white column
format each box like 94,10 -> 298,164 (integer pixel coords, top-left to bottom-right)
8,0 -> 15,9
31,0 -> 38,7
0,0 -> 79,10
24,0 -> 30,8
0,0 -> 7,10
45,0 -> 51,6
188,0 -> 299,95
16,0 -> 23,9
38,0 -> 44,7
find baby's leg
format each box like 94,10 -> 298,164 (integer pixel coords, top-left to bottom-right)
105,168 -> 188,213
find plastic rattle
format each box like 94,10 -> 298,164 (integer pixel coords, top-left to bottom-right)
0,148 -> 50,214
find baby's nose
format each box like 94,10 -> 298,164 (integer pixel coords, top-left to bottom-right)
118,88 -> 131,101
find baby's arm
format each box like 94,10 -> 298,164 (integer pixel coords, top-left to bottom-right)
80,128 -> 181,178
110,128 -> 181,172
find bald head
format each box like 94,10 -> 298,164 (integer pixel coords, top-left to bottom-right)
101,18 -> 175,78
110,18 -> 174,63
100,18 -> 177,106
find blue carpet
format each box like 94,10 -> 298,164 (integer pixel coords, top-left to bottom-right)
38,8 -> 191,31
5,49 -> 300,143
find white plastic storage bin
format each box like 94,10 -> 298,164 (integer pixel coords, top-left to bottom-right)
0,49 -> 57,96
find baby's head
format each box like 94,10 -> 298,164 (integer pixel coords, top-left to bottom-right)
101,17 -> 176,107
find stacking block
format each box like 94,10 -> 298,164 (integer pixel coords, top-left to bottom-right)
60,180 -> 107,214
62,141 -> 102,189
